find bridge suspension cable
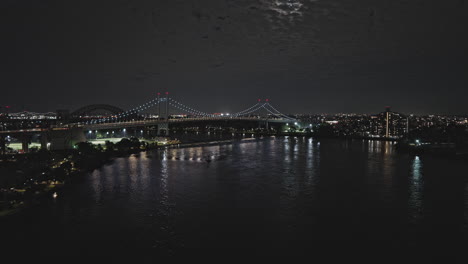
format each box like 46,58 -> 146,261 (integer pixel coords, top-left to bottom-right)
88,97 -> 161,124
263,103 -> 295,120
80,96 -> 294,126
168,98 -> 213,117
231,101 -> 294,120
232,103 -> 264,117
262,105 -> 285,119
262,105 -> 295,121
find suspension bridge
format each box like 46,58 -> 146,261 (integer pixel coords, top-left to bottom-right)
1,94 -> 296,151
78,94 -> 295,132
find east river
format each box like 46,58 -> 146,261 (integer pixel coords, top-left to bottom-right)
1,137 -> 467,261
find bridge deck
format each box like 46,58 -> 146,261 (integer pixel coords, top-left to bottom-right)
81,117 -> 292,130
0,117 -> 293,134
0,128 -> 69,135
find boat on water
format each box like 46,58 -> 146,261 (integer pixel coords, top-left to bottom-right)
396,139 -> 457,156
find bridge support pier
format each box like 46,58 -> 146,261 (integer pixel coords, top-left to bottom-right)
21,138 -> 29,153
47,127 -> 86,150
0,136 -> 6,155
158,123 -> 169,136
258,120 -> 269,130
40,131 -> 50,150
19,135 -> 32,153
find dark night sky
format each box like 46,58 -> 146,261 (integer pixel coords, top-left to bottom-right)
1,0 -> 467,115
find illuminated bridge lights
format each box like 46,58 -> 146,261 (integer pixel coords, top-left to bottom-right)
78,96 -> 296,127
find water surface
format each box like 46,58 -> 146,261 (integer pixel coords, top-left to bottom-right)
2,138 -> 467,261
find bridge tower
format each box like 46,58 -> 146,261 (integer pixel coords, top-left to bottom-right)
256,99 -> 269,130
165,92 -> 169,120
157,91 -> 170,136
264,99 -> 270,130
157,92 -> 161,119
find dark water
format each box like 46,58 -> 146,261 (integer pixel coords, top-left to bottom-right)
1,138 -> 467,261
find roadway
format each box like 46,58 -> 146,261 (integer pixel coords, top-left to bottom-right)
79,117 -> 292,130
0,117 -> 293,135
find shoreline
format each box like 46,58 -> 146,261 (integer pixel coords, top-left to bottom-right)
165,137 -> 265,149
2,135 -> 464,217
1,137 -> 265,217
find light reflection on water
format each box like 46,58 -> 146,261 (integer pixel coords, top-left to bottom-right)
409,156 -> 423,223
2,138 -> 467,259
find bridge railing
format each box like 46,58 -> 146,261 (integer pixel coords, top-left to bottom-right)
79,116 -> 292,129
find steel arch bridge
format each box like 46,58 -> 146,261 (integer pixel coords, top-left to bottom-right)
71,104 -> 125,117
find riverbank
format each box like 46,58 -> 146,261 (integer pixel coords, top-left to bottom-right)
0,137 -> 165,216
166,137 -> 264,149
2,134 -> 464,217
1,135 -> 269,216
